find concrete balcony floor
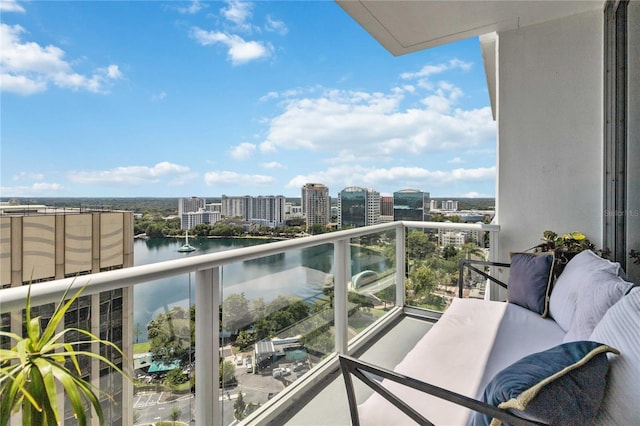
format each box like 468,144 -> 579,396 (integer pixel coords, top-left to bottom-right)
272,314 -> 435,425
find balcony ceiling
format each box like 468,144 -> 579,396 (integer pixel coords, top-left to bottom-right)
336,0 -> 604,56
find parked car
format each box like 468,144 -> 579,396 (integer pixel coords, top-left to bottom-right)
246,362 -> 253,373
236,355 -> 243,365
272,367 -> 291,378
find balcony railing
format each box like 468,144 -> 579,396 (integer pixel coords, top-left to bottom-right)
0,220 -> 499,425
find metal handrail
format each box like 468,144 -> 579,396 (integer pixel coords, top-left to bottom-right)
338,354 -> 544,426
458,259 -> 510,298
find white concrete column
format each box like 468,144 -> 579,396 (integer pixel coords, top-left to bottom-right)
333,239 -> 348,354
395,224 -> 406,308
195,268 -> 220,425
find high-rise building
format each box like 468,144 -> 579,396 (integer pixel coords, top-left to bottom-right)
221,195 -> 286,227
182,210 -> 221,230
393,189 -> 430,221
338,187 -> 380,229
380,196 -> 394,217
178,197 -> 205,216
0,205 -> 134,425
179,197 -> 206,230
251,195 -> 286,227
221,195 -> 251,219
302,183 -> 330,231
441,200 -> 459,211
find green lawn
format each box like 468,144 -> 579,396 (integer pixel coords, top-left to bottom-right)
133,342 -> 151,354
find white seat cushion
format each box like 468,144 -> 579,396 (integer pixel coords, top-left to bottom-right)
590,287 -> 640,425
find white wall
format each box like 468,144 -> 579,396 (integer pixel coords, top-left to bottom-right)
496,10 -> 604,260
627,1 -> 639,283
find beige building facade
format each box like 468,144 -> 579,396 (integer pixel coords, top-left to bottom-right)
0,208 -> 134,425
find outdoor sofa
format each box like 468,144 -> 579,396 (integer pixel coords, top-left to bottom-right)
340,250 -> 640,425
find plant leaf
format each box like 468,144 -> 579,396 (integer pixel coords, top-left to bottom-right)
33,358 -> 61,426
50,363 -> 87,426
49,362 -> 107,426
38,283 -> 84,349
27,365 -> 46,426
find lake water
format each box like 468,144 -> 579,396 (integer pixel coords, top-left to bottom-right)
133,236 -> 390,341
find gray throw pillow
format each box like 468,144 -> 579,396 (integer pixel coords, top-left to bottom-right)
507,252 -> 554,316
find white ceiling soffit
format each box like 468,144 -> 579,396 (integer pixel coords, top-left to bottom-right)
336,1 -> 604,56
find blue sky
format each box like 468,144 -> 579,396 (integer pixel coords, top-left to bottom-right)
1,0 -> 496,199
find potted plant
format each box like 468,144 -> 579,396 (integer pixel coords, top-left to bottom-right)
535,230 -> 596,277
0,284 -> 128,426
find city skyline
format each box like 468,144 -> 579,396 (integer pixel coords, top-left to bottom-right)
1,0 -> 496,199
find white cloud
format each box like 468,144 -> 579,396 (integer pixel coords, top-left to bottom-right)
286,165 -> 495,192
151,91 -> 167,101
261,161 -> 285,170
0,23 -> 122,95
190,27 -> 272,65
448,157 -> 464,164
67,162 -> 190,185
0,0 -> 25,13
400,59 -> 472,79
265,15 -> 288,35
177,0 -> 208,15
221,0 -> 253,29
259,77 -> 495,160
0,73 -> 46,95
204,171 -> 275,187
1,182 -> 65,196
12,171 -> 45,181
229,142 -> 257,160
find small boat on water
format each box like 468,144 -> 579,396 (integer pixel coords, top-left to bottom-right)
177,231 -> 196,252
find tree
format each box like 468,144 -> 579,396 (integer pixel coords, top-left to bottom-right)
458,242 -> 485,261
250,298 -> 267,322
147,306 -> 193,363
220,359 -> 236,387
191,223 -> 211,237
407,230 -> 436,260
145,223 -> 165,238
169,406 -> 182,425
442,245 -> 458,260
235,330 -> 256,349
166,367 -> 189,386
222,293 -> 252,333
234,392 -> 247,420
308,224 -> 326,235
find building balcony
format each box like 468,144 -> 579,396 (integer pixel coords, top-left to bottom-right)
0,220 -> 499,425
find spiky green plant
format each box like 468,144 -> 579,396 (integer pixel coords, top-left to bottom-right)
0,284 -> 128,426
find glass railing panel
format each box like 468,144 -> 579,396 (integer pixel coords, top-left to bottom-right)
404,226 -> 489,312
133,272 -> 195,425
219,243 -> 335,425
347,230 -> 397,335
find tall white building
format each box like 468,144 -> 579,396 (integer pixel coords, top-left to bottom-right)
181,210 -> 221,230
221,195 -> 251,220
179,197 -> 207,230
441,200 -> 459,211
178,197 -> 205,216
302,183 -> 330,231
221,195 -> 286,227
251,195 -> 286,227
